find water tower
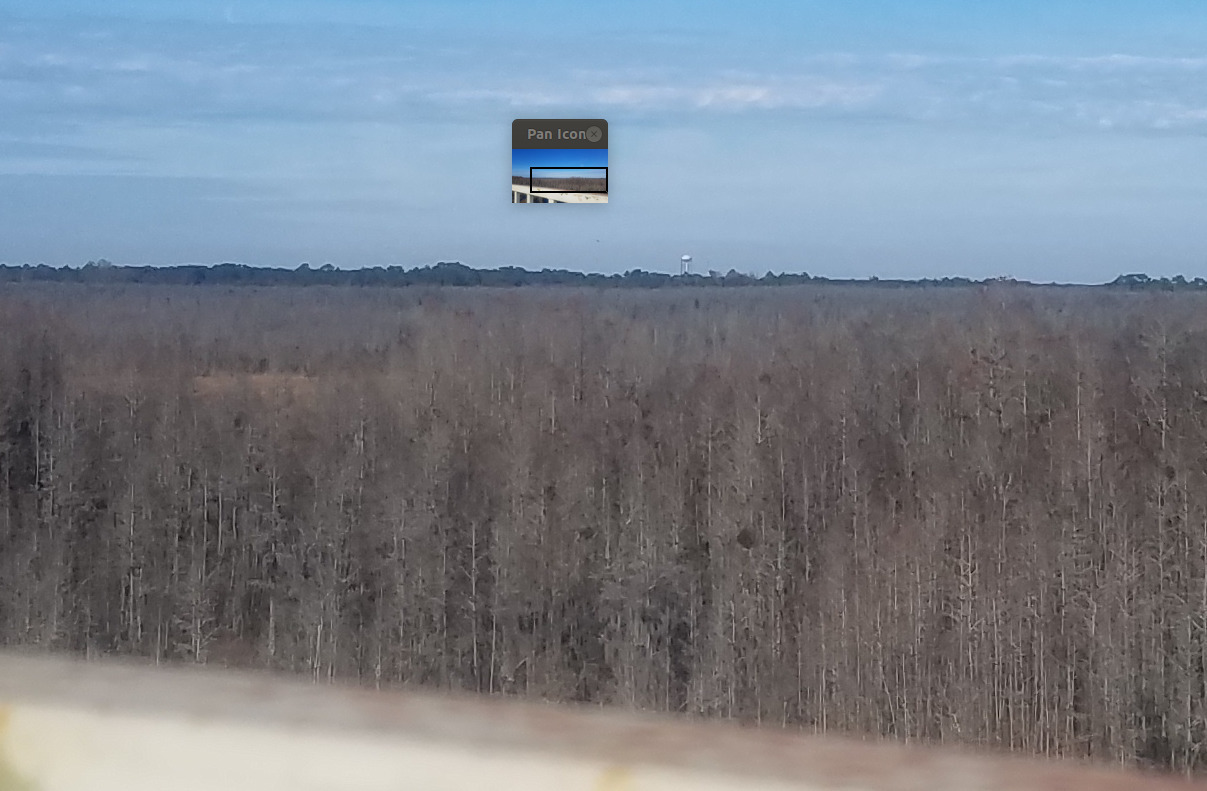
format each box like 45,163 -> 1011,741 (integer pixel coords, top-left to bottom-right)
680,255 -> 692,276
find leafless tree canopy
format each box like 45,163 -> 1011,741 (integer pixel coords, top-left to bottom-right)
512,176 -> 608,192
3,284 -> 1207,773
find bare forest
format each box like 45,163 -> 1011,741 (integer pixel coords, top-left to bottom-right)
513,176 -> 608,193
4,284 -> 1207,773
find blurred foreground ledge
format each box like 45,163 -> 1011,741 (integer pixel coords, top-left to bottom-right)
0,651 -> 1204,791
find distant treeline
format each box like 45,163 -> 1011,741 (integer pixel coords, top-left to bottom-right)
0,261 -> 1204,290
513,176 -> 608,192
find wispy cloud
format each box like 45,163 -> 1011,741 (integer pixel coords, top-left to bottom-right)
3,16 -> 1207,182
590,79 -> 881,111
991,54 -> 1207,70
4,17 -> 1206,131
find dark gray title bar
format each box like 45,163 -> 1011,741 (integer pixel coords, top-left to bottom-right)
513,119 -> 608,149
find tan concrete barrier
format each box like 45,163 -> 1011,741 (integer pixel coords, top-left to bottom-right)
0,651 -> 1203,791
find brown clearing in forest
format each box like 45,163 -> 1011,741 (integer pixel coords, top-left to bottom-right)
189,373 -> 318,401
69,372 -> 321,403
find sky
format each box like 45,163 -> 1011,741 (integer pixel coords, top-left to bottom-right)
1,0 -> 1206,281
512,149 -> 608,179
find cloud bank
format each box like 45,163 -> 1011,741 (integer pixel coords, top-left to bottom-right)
3,18 -> 1206,138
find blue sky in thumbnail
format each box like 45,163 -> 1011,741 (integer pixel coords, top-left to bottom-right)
512,149 -> 608,178
2,1 -> 1207,280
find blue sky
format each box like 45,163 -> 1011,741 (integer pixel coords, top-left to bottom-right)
512,149 -> 608,179
2,1 -> 1206,280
